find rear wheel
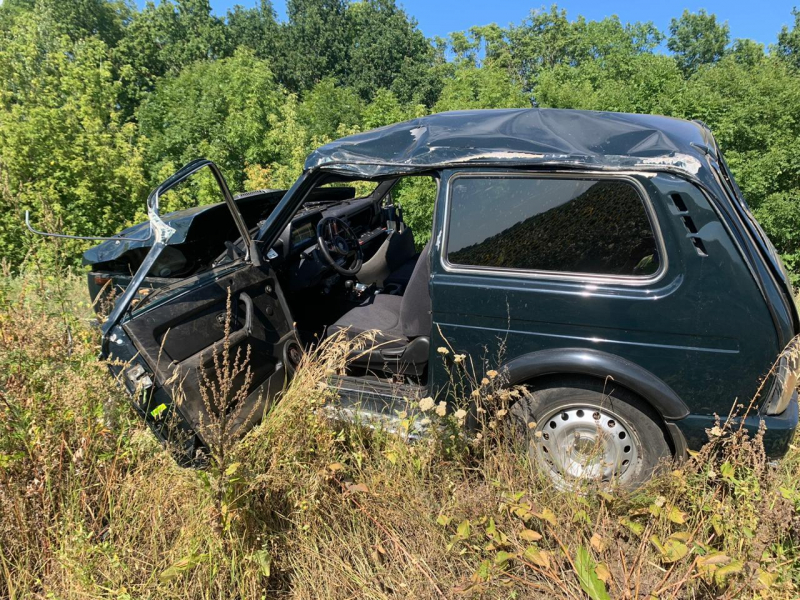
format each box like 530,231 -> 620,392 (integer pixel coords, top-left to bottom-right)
510,379 -> 672,489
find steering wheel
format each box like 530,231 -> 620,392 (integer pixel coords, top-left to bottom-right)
316,216 -> 363,276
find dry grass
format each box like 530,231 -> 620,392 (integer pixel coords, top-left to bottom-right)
2,272 -> 800,599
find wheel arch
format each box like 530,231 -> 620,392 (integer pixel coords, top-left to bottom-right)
501,348 -> 690,457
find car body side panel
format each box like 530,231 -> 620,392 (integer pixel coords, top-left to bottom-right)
428,169 -> 780,445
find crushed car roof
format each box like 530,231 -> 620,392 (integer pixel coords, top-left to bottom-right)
305,108 -> 716,178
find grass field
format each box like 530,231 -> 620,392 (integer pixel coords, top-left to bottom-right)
1,271 -> 800,599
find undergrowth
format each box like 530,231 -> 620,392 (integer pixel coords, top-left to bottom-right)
1,272 -> 800,599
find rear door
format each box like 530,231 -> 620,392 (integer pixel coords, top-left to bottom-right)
103,160 -> 295,452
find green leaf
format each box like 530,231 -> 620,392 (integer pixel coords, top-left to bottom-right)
620,518 -> 644,536
523,546 -> 551,569
535,507 -> 557,526
757,568 -> 777,589
573,509 -> 590,525
575,546 -> 611,600
158,553 -> 209,583
520,529 -> 542,542
436,514 -> 452,527
250,549 -> 271,577
456,519 -> 471,540
720,461 -> 735,480
667,506 -> 687,524
714,560 -> 743,584
650,535 -> 689,563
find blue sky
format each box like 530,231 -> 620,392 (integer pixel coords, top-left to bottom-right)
199,0 -> 798,47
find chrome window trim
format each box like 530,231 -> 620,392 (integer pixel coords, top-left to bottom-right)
438,170 -> 669,287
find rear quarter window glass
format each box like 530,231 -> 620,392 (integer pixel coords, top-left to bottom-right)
445,176 -> 660,277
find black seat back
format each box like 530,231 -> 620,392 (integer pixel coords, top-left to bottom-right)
399,241 -> 432,338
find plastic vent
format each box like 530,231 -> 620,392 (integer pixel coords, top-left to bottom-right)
670,193 -> 707,257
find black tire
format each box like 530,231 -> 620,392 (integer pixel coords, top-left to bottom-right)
509,377 -> 672,489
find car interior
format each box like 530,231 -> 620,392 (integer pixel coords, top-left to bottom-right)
87,172 -> 438,386
269,176 -> 436,385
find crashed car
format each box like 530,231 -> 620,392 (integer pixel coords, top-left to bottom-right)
76,109 -> 799,488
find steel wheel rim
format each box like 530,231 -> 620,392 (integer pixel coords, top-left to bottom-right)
531,404 -> 640,486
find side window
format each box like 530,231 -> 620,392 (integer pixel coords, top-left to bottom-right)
446,176 -> 660,278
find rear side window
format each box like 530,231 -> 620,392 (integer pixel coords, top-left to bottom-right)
445,176 -> 661,278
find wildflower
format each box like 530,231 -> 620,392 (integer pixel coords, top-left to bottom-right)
528,421 -> 537,429
481,377 -> 490,386
653,496 -> 666,508
420,417 -> 431,426
471,389 -> 480,398
496,409 -> 507,418
454,354 -> 466,363
534,430 -> 542,437
707,469 -> 716,480
454,408 -> 467,421
419,396 -> 435,412
437,347 -> 449,355
435,401 -> 447,417
487,369 -> 498,379
477,406 -> 486,414
708,425 -> 724,437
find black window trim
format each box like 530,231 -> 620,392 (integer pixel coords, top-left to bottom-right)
439,170 -> 669,286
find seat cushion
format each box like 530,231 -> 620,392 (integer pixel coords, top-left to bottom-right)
327,294 -> 407,348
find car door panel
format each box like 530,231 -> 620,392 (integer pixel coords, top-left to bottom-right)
99,159 -> 295,451
121,260 -> 293,440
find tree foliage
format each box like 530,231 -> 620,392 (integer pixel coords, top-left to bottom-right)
667,9 -> 730,74
1,1 -> 800,278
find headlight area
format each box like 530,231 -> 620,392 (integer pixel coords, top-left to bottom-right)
764,339 -> 800,416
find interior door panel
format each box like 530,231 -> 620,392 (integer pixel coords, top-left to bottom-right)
123,263 -> 293,439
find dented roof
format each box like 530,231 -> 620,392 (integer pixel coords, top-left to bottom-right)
305,108 -> 715,178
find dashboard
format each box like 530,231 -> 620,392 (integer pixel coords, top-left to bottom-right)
290,219 -> 317,250
270,195 -> 389,292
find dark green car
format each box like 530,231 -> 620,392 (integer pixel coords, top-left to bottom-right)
82,109 -> 799,488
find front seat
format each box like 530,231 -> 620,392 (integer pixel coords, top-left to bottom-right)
327,242 -> 432,374
358,227 -> 418,289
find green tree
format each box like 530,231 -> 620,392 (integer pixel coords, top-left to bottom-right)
0,0 -> 130,47
297,78 -> 364,142
434,64 -> 528,112
226,0 -> 280,63
776,8 -> 800,69
534,52 -> 685,115
137,49 -> 284,193
345,0 -> 440,104
276,0 -> 350,93
667,9 -> 729,74
0,10 -> 146,267
115,0 -> 232,108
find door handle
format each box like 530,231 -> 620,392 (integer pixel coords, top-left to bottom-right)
208,292 -> 254,354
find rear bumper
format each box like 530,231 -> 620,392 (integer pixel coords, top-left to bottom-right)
673,391 -> 798,460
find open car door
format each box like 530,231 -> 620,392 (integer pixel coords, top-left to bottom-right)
101,160 -> 295,459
